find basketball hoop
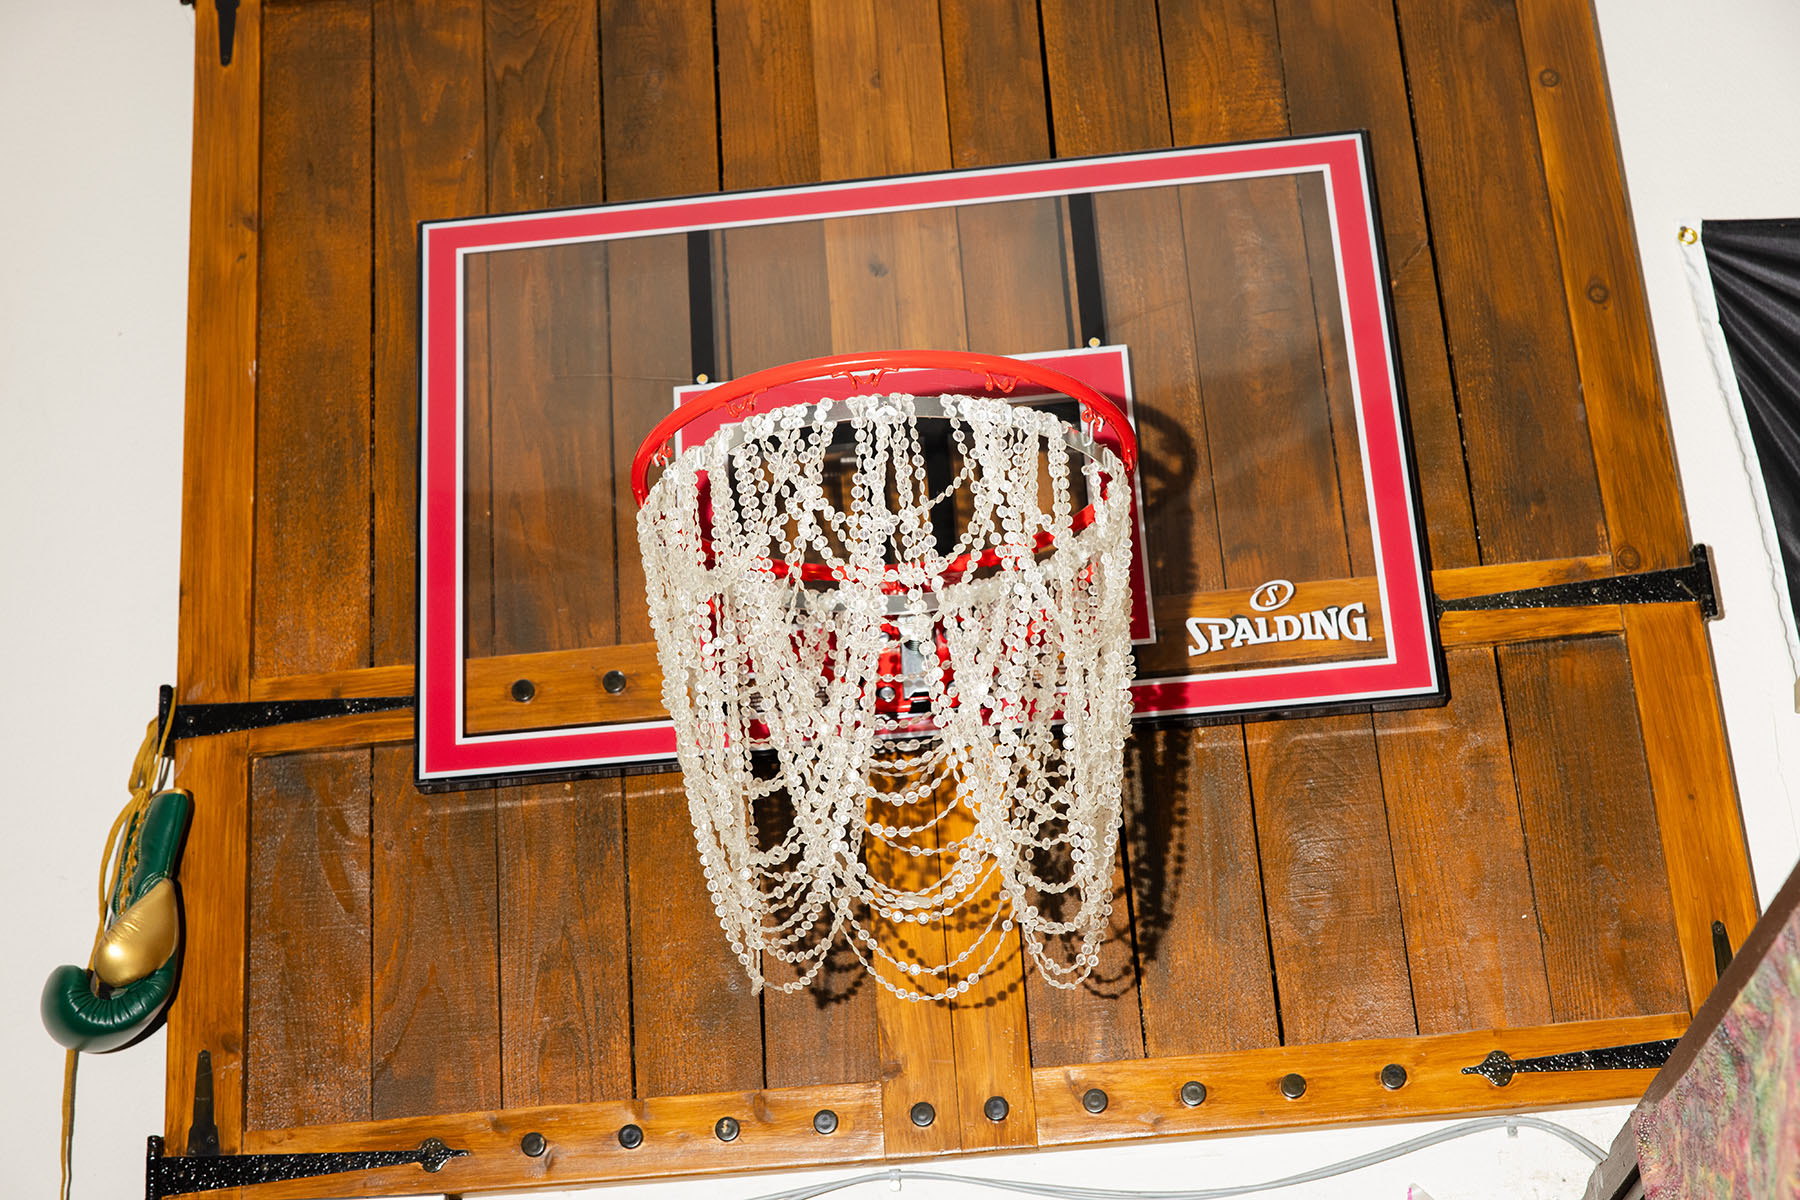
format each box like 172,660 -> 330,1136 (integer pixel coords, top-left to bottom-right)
633,352 -> 1138,1002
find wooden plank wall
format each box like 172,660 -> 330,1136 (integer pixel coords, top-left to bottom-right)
225,0 -> 1727,1155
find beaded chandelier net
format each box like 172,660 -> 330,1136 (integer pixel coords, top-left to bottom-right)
631,353 -> 1138,1002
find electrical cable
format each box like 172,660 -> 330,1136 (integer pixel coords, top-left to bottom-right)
734,1115 -> 1606,1200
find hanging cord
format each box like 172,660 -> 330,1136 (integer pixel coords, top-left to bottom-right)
60,707 -> 177,1200
737,1115 -> 1606,1200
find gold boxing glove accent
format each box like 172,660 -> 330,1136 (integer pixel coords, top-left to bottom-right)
93,877 -> 181,988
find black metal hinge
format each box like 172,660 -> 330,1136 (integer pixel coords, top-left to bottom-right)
146,1136 -> 465,1200
1438,544 -> 1718,620
1461,1038 -> 1679,1087
156,684 -> 413,743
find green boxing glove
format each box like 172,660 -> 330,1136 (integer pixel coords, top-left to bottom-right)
43,789 -> 192,1053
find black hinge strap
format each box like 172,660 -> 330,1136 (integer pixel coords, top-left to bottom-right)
157,684 -> 413,743
1438,544 -> 1717,619
146,1136 -> 465,1200
1461,1037 -> 1678,1087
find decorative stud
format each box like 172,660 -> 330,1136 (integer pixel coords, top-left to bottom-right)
910,1101 -> 936,1128
1279,1073 -> 1307,1100
812,1109 -> 839,1135
1380,1063 -> 1408,1091
603,670 -> 628,695
617,1124 -> 644,1150
520,1131 -> 547,1157
983,1095 -> 1009,1122
1081,1088 -> 1108,1114
510,678 -> 536,703
714,1116 -> 740,1143
1178,1081 -> 1207,1108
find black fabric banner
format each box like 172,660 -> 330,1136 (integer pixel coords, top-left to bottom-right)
1703,218 -> 1800,633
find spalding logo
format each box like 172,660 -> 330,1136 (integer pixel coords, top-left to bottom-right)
1186,579 -> 1372,657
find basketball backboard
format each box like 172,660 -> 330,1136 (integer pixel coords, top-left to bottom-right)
417,132 -> 1442,786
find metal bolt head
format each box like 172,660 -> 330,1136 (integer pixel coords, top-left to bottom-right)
1380,1063 -> 1408,1091
1080,1088 -> 1108,1114
1178,1080 -> 1207,1108
983,1095 -> 1009,1122
519,1131 -> 547,1157
812,1109 -> 839,1135
909,1101 -> 936,1127
510,678 -> 536,703
715,1116 -> 740,1142
617,1123 -> 644,1150
603,669 -> 627,695
1279,1073 -> 1307,1100
878,684 -> 898,702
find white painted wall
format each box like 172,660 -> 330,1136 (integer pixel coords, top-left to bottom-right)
3,1 -> 1795,1198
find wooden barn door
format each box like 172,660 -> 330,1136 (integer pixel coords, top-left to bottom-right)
162,0 -> 1757,1193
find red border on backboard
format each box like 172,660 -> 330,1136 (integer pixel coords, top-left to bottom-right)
417,134 -> 1441,784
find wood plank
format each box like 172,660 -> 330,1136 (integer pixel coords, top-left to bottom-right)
1514,0 -> 1689,572
1247,713 -> 1415,1043
498,778 -> 633,1105
625,771 -> 764,1097
163,733 -> 250,1151
1622,604 -> 1759,1011
715,0 -> 817,191
1032,1011 -> 1690,1146
596,0 -> 771,1109
371,0 -> 487,666
1375,647 -> 1553,1033
254,0 -> 372,679
1498,637 -> 1687,1022
944,0 -> 1138,1077
481,242 -> 616,655
806,1 -> 975,1147
1391,0 -> 1607,564
252,663 -> 414,702
708,0 -> 880,1094
939,0 -> 1048,168
1040,0 -> 1276,1074
167,0 -> 259,1152
246,751 -> 373,1129
1130,724 -> 1278,1057
247,708 -> 414,756
1157,0 -> 1285,144
1433,552 -> 1618,599
1438,605 -> 1622,647
1039,0 -> 1169,155
485,0 -> 599,213
370,745 -> 501,1117
1166,4 -> 1410,1054
1180,174 -> 1356,588
177,0 -> 259,708
1274,0 -> 1479,569
240,1081 -> 884,1197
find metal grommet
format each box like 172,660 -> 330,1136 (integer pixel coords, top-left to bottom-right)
1081,1088 -> 1108,1114
909,1101 -> 936,1128
1279,1073 -> 1307,1100
1380,1063 -> 1408,1091
983,1095 -> 1009,1122
617,1124 -> 644,1149
602,669 -> 628,695
1178,1080 -> 1207,1107
812,1109 -> 839,1135
511,678 -> 536,703
519,1131 -> 547,1157
1679,226 -> 1699,245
